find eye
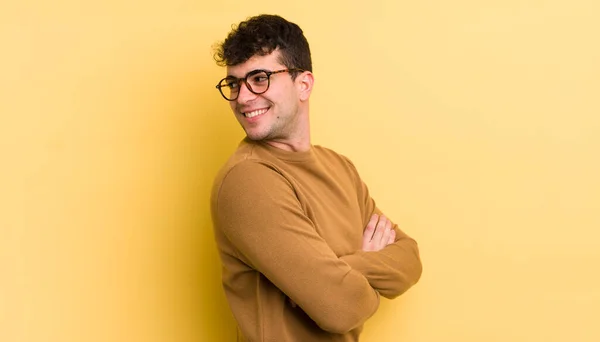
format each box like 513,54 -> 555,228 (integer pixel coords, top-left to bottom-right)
250,74 -> 269,83
225,80 -> 239,89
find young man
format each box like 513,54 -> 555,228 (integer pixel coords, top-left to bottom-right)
210,14 -> 422,341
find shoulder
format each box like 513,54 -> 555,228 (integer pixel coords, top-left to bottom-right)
211,147 -> 291,203
215,140 -> 272,178
210,157 -> 298,225
219,158 -> 284,186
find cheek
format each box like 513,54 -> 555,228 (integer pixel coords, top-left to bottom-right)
269,90 -> 293,106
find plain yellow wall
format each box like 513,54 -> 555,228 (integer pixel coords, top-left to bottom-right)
2,1 -> 599,341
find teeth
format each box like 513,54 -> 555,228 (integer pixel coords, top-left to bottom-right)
244,108 -> 267,118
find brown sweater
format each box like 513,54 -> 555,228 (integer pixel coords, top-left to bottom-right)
210,138 -> 422,341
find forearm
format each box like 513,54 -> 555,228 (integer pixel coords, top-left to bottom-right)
340,224 -> 422,299
340,157 -> 423,298
287,268 -> 381,333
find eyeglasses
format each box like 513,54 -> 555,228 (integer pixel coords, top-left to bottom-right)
215,68 -> 303,101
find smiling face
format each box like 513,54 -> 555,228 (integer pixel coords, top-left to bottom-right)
226,50 -> 309,145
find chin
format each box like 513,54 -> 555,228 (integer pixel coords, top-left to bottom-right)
244,130 -> 269,141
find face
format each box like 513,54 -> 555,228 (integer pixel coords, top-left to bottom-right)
225,51 -> 305,143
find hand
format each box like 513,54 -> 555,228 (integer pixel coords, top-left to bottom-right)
361,214 -> 395,252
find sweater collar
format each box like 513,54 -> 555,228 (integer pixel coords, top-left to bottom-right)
243,137 -> 316,162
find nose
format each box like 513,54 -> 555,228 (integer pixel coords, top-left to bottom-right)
236,81 -> 257,104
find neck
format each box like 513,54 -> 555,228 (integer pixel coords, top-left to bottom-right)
265,137 -> 311,152
265,109 -> 311,152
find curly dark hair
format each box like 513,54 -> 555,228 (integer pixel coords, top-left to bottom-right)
214,14 -> 312,78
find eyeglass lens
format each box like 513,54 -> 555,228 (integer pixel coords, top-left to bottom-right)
219,70 -> 270,100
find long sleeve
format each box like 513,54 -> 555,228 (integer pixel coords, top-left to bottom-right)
340,211 -> 422,298
340,158 -> 423,299
212,160 -> 380,333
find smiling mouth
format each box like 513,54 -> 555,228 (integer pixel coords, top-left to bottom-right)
243,108 -> 268,118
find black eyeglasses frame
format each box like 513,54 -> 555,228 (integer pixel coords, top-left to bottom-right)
215,68 -> 304,101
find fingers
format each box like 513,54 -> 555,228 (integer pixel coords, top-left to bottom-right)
362,214 -> 379,248
371,216 -> 389,246
386,228 -> 396,245
362,215 -> 395,252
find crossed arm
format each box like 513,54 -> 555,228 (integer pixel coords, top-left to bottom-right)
341,157 -> 423,299
213,161 -> 380,334
214,160 -> 421,332
344,212 -> 423,299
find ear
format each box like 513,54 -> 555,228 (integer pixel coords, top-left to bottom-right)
296,71 -> 314,102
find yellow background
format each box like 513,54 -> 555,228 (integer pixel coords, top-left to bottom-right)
2,1 -> 599,341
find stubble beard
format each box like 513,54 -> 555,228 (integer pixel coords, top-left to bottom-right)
244,118 -> 283,142
246,112 -> 301,143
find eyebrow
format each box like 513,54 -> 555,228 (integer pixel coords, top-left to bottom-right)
225,69 -> 269,79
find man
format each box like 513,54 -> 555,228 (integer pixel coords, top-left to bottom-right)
210,14 -> 422,341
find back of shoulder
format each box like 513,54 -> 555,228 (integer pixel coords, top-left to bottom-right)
213,140 -> 259,183
216,159 -> 278,186
211,149 -> 284,198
